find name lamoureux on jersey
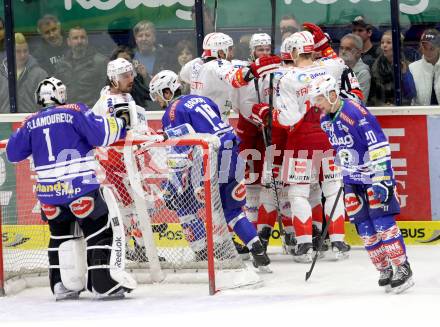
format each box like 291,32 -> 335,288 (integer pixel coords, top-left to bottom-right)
6,103 -> 126,205
320,99 -> 393,185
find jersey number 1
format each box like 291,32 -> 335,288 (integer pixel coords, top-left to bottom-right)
43,128 -> 56,162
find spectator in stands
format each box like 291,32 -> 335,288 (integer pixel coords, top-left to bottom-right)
280,15 -> 299,42
339,33 -> 371,99
235,34 -> 252,60
368,30 -> 416,106
175,39 -> 195,94
409,29 -> 440,106
351,16 -> 380,68
0,18 -> 5,60
32,15 -> 68,75
55,26 -> 108,106
132,20 -> 172,78
0,33 -> 47,113
110,45 -> 151,108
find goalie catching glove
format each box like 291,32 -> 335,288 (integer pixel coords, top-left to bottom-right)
114,102 -> 138,130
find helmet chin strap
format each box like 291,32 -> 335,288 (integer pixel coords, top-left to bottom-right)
328,94 -> 340,113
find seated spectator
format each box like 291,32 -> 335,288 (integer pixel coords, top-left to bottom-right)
0,18 -> 4,60
175,39 -> 195,94
0,33 -> 47,113
409,29 -> 440,105
32,15 -> 68,75
368,30 -> 416,106
110,45 -> 150,108
352,16 -> 380,68
339,33 -> 371,99
132,20 -> 173,78
55,26 -> 108,106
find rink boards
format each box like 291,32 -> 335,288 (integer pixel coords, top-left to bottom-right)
3,221 -> 440,251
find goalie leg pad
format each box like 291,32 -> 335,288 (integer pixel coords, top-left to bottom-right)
83,188 -> 137,296
58,238 -> 87,292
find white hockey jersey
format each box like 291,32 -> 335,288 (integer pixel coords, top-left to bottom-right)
180,58 -> 246,121
92,86 -> 149,134
274,63 -> 329,128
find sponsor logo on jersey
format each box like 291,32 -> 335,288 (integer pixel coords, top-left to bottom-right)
41,203 -> 61,220
69,196 -> 95,218
358,118 -> 369,126
58,103 -> 81,112
352,101 -> 368,115
339,112 -> 355,126
232,182 -> 246,202
344,192 -> 363,216
329,133 -> 354,148
367,187 -> 382,209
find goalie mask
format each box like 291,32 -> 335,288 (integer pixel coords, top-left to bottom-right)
35,77 -> 67,107
202,32 -> 234,59
149,70 -> 181,104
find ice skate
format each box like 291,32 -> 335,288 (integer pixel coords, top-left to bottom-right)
378,266 -> 393,292
233,238 -> 250,260
312,225 -> 328,258
54,282 -> 80,301
331,241 -> 350,260
258,226 -> 272,253
391,261 -> 414,294
292,242 -> 313,263
282,233 -> 296,255
250,240 -> 272,273
94,287 -> 130,301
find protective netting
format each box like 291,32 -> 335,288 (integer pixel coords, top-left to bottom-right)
1,136 -> 254,293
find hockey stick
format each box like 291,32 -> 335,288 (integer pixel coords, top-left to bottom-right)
305,186 -> 344,281
213,0 -> 218,32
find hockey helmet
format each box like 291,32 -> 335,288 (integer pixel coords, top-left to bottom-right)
35,77 -> 67,107
289,31 -> 315,55
249,33 -> 271,49
149,70 -> 181,102
280,36 -> 296,61
107,58 -> 135,82
202,32 -> 233,58
309,74 -> 339,104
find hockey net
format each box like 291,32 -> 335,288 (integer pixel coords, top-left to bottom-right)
0,134 -> 259,296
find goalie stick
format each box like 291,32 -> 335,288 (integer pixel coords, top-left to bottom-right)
305,187 -> 344,281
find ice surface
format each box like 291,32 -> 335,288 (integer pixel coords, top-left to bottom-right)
1,246 -> 439,327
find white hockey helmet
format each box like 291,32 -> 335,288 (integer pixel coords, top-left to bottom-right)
107,58 -> 135,82
149,70 -> 181,102
202,32 -> 234,58
309,74 -> 339,104
280,36 -> 296,61
249,33 -> 271,49
35,77 -> 67,107
289,31 -> 315,55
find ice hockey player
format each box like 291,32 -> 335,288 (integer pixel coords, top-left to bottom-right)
231,33 -> 294,255
303,22 -> 364,102
92,58 -> 154,262
310,74 -> 414,294
179,32 -> 281,121
6,77 -> 137,300
149,70 -> 271,270
251,31 -> 350,262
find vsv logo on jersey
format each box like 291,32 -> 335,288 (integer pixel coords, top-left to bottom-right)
41,203 -> 61,220
344,193 -> 363,216
232,182 -> 246,202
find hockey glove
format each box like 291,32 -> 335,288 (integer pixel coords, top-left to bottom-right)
163,123 -> 196,140
251,103 -> 270,126
372,180 -> 395,204
302,22 -> 335,58
114,102 -> 138,130
246,55 -> 281,81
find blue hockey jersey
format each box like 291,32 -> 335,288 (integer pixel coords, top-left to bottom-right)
320,99 -> 393,185
6,103 -> 126,205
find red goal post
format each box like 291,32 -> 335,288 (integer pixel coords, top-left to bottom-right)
0,133 -> 260,296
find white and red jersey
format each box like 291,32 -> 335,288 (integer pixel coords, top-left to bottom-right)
274,63 -> 331,154
180,58 -> 247,121
316,56 -> 364,101
92,86 -> 149,134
